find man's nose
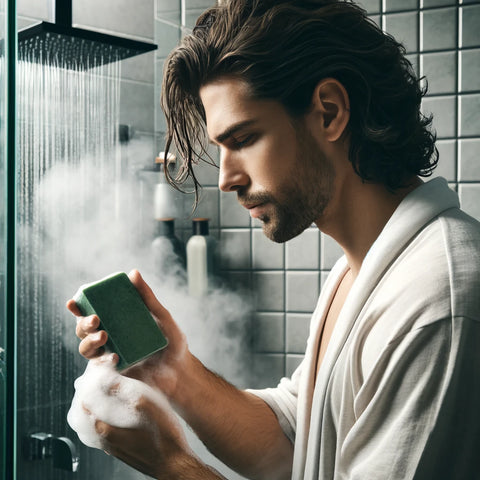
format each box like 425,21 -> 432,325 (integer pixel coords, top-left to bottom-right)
218,149 -> 249,192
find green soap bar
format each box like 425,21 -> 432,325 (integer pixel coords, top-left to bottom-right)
73,272 -> 168,371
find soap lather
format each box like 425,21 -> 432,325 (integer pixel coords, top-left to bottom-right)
73,272 -> 168,371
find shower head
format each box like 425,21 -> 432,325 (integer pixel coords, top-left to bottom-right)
18,0 -> 157,70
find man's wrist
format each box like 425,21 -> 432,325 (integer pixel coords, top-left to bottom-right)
167,350 -> 203,409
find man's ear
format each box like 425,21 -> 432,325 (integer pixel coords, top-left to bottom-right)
308,78 -> 350,142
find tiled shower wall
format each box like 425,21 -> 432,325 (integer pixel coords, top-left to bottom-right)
155,0 -> 480,389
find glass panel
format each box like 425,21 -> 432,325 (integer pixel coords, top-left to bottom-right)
0,0 -> 6,473
1,0 -> 17,478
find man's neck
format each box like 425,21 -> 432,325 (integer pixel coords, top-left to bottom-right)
316,175 -> 423,277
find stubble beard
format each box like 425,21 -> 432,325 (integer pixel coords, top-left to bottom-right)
242,129 -> 335,243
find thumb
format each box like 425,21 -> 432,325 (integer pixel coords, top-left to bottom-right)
127,269 -> 174,332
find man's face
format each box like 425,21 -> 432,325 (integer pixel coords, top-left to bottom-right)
200,77 -> 335,243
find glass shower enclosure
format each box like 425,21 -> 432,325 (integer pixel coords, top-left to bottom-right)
1,1 -> 164,478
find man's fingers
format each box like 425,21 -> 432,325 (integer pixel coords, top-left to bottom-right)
66,299 -> 82,316
78,331 -> 107,358
75,314 -> 101,339
128,269 -> 171,320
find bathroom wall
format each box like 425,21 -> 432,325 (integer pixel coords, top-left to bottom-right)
155,0 -> 480,389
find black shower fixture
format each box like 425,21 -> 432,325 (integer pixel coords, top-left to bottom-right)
18,0 -> 157,70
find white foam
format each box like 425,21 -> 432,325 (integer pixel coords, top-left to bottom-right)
67,355 -> 168,449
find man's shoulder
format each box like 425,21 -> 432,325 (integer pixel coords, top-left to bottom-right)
377,207 -> 480,320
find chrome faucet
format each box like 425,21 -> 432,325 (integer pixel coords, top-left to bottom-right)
27,432 -> 80,472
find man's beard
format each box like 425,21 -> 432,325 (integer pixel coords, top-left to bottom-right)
240,127 -> 335,243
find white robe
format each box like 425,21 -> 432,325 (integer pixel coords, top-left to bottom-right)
250,177 -> 480,479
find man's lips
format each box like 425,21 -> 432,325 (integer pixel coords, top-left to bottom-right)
242,202 -> 266,218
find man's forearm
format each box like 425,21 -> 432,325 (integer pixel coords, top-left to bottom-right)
170,352 -> 293,480
157,453 -> 227,480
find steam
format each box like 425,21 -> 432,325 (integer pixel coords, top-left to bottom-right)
35,141 -> 252,383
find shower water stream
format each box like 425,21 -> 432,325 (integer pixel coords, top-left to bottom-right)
16,45 -> 136,480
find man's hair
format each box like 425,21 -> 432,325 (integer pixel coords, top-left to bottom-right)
161,0 -> 438,198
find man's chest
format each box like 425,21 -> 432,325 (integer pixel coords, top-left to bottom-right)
315,269 -> 354,379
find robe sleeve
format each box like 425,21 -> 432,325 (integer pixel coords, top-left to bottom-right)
341,316 -> 480,479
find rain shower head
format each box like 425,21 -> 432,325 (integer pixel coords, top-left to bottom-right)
18,0 -> 157,70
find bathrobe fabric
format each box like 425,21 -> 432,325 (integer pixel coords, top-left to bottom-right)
250,177 -> 480,480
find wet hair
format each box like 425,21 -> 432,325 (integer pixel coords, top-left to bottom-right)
161,0 -> 438,200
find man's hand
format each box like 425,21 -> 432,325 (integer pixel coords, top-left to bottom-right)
67,269 -> 189,398
94,395 -> 224,480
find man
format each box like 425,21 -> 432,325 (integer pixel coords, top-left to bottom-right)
68,0 -> 480,478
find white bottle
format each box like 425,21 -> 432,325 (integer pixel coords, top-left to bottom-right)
186,218 -> 214,297
153,152 -> 178,219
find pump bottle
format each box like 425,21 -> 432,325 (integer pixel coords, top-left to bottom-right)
186,218 -> 215,297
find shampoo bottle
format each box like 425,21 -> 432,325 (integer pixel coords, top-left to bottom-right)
186,218 -> 215,297
152,218 -> 186,277
154,152 -> 178,219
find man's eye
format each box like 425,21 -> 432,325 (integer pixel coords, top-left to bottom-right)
232,134 -> 254,148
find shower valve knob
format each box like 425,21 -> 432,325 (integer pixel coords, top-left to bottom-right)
26,432 -> 80,472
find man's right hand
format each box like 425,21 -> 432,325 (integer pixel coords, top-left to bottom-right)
66,269 -> 190,400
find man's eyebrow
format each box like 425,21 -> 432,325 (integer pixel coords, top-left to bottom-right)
212,119 -> 257,145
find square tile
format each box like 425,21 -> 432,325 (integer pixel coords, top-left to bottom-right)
286,271 -> 320,313
358,0 -> 381,13
253,271 -> 285,311
384,11 -> 419,53
406,53 -> 419,76
120,50 -> 155,84
321,271 -> 331,289
17,0 -> 49,19
194,143 -> 219,186
459,184 -> 480,222
75,0 -> 155,41
421,8 -> 457,52
433,139 -> 456,182
220,191 -> 251,228
184,0 -> 214,9
155,19 -> 181,58
421,0 -> 456,5
220,271 -> 252,295
369,14 -> 382,28
192,187 -> 219,227
460,5 -> 480,48
156,0 -> 181,23
421,51 -> 456,95
253,313 -> 285,352
251,354 -> 285,388
286,313 -> 311,353
120,80 -> 155,134
383,0 -> 418,12
286,228 -> 320,270
252,230 -> 285,269
184,8 -> 205,29
459,139 -> 480,181
194,161 -> 219,187
421,96 -> 456,138
460,49 -> 480,93
321,234 -> 344,270
459,94 -> 480,137
219,229 -> 251,270
286,355 -> 305,377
